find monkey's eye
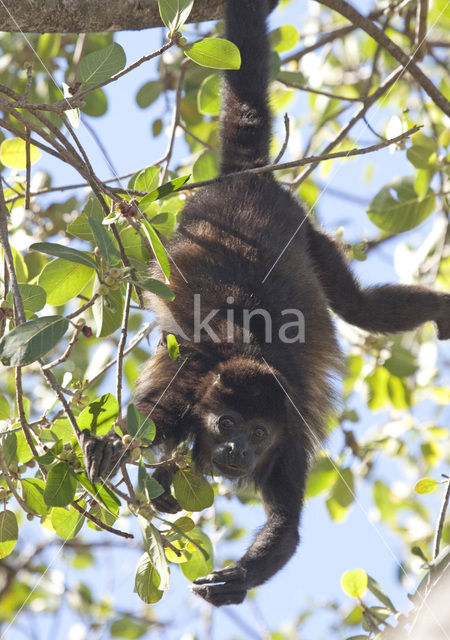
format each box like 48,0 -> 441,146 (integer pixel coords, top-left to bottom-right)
252,426 -> 267,440
218,415 -> 235,431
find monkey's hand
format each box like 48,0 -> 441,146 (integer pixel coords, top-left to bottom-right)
150,464 -> 181,514
191,564 -> 247,606
436,295 -> 450,339
80,429 -> 128,485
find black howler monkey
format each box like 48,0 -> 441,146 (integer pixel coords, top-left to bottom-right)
84,0 -> 450,607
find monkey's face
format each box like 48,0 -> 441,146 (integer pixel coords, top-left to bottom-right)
204,409 -> 278,479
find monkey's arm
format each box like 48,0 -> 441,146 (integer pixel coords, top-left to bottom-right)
192,443 -> 306,606
307,224 -> 450,339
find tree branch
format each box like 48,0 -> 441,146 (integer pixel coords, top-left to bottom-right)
314,0 -> 450,116
0,0 -> 225,33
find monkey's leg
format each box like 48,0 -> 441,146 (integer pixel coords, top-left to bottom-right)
307,225 -> 450,339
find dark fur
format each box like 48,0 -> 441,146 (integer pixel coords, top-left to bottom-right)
87,0 -> 450,607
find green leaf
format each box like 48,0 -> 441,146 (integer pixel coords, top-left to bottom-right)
111,615 -> 148,639
158,0 -> 194,35
136,81 -> 162,109
341,569 -> 368,598
78,42 -> 126,88
305,456 -> 338,498
67,196 -> 104,242
414,477 -> 438,494
0,315 -> 68,367
138,175 -> 190,209
30,242 -> 97,270
192,150 -> 219,182
82,88 -> 108,117
43,462 -> 77,507
0,137 -> 41,169
367,575 -> 397,612
126,403 -> 155,441
128,166 -> 160,192
6,284 -> 46,315
141,221 -> 170,281
277,69 -> 306,86
406,133 -> 437,169
20,478 -> 49,515
0,394 -> 10,419
38,259 -> 94,306
197,74 -> 221,116
143,523 -> 170,590
78,394 -> 119,435
51,506 -> 85,539
384,346 -> 418,378
37,33 -> 61,60
269,25 -> 299,53
87,217 -> 120,264
167,333 -> 179,360
0,510 -> 18,559
180,528 -> 214,581
367,177 -> 435,233
173,469 -> 214,511
136,278 -> 175,301
326,467 -> 354,521
77,473 -> 121,515
92,279 -> 123,337
184,38 -> 241,70
134,552 -> 164,604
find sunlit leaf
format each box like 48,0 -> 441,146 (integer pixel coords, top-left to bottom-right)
341,569 -> 368,598
158,0 -> 194,35
0,137 -> 41,169
184,38 -> 241,70
414,477 -> 438,494
78,393 -> 119,435
0,511 -> 18,559
197,74 -> 221,116
38,259 -> 94,306
173,469 -> 214,511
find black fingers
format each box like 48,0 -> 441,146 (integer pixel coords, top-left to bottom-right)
80,429 -> 126,484
191,565 -> 247,606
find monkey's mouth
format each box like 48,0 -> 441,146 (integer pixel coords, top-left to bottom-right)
212,459 -> 248,478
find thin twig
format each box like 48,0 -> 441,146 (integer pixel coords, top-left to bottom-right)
0,186 -> 25,324
290,66 -> 404,189
25,129 -> 31,210
71,501 -> 134,539
161,59 -> 190,184
86,321 -> 157,387
116,283 -> 132,415
415,0 -> 429,61
278,79 -> 363,102
124,123 -> 419,193
0,446 -> 36,517
42,326 -> 82,370
433,477 -> 450,559
39,366 -> 81,440
314,0 -> 450,116
65,293 -> 99,320
273,113 -> 290,164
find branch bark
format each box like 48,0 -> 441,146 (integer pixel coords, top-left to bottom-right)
0,0 -> 225,33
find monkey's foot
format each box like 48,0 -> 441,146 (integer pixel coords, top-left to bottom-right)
80,429 -> 127,485
191,564 -> 247,606
151,492 -> 181,514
